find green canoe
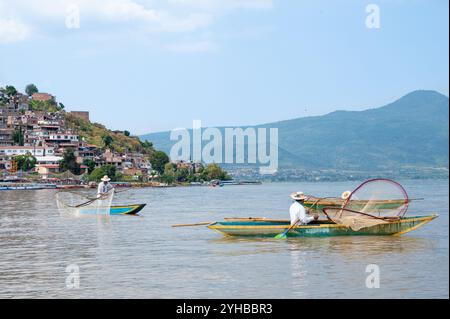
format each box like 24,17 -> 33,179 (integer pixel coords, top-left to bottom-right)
208,215 -> 438,237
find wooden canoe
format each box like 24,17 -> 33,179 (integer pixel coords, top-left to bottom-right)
208,214 -> 438,237
74,204 -> 146,215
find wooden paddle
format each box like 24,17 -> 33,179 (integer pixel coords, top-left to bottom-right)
275,219 -> 300,239
172,222 -> 213,227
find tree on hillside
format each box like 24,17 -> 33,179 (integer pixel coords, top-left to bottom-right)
82,158 -> 96,174
25,84 -> 38,96
141,140 -> 153,148
89,165 -> 117,182
161,162 -> 176,184
102,135 -> 113,148
149,151 -> 169,175
202,163 -> 231,181
5,85 -> 17,97
175,167 -> 190,182
59,148 -> 81,175
164,162 -> 175,172
124,130 -> 130,137
14,152 -> 36,171
12,128 -> 24,146
29,100 -> 59,112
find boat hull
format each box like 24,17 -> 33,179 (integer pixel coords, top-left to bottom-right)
110,204 -> 146,215
208,215 -> 437,237
75,204 -> 146,215
0,184 -> 57,190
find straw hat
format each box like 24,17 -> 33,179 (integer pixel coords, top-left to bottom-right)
341,190 -> 351,200
290,191 -> 307,201
101,175 -> 111,182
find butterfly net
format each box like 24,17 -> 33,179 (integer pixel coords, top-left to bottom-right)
323,179 -> 409,231
56,189 -> 115,216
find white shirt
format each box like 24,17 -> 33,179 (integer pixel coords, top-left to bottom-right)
289,201 -> 314,225
97,181 -> 113,197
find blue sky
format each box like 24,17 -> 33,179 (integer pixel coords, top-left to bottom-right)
0,0 -> 448,134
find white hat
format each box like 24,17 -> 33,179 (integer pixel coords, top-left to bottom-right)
101,175 -> 111,182
291,191 -> 307,201
341,191 -> 351,200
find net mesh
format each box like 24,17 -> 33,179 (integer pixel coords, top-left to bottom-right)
323,207 -> 391,231
56,189 -> 114,216
323,179 -> 409,231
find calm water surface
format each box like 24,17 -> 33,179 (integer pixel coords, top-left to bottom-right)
0,179 -> 448,298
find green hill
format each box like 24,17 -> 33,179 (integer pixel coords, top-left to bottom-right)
141,90 -> 449,172
65,113 -> 155,155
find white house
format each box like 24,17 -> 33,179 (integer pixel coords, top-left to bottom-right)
0,146 -> 55,157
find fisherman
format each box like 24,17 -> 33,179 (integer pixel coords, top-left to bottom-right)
97,175 -> 114,198
289,192 -> 319,226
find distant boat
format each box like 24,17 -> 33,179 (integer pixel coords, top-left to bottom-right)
63,204 -> 147,215
220,180 -> 240,186
237,181 -> 262,185
210,180 -> 224,187
56,189 -> 146,215
0,183 -> 57,191
220,180 -> 262,186
56,185 -> 88,190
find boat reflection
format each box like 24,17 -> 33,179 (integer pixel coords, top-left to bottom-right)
208,235 -> 434,257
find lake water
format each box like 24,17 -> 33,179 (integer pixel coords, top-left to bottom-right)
0,179 -> 448,299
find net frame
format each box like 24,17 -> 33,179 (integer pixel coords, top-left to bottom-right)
321,179 -> 409,230
342,178 -> 409,218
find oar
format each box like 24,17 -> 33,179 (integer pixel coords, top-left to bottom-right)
275,219 -> 300,239
172,222 -> 213,227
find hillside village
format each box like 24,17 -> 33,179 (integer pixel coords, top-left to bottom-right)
0,84 -> 229,186
0,85 -> 150,182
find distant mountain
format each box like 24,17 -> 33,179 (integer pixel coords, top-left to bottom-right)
141,90 -> 449,172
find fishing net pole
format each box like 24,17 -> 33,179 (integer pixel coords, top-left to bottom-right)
323,178 -> 409,231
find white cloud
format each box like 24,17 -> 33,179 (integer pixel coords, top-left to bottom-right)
0,0 -> 273,48
0,0 -> 213,35
0,18 -> 31,43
